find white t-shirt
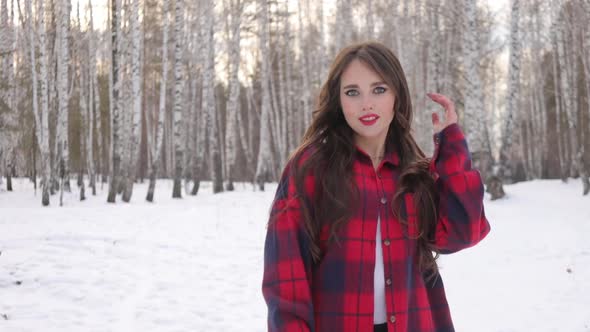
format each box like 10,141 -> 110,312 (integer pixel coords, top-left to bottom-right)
373,213 -> 387,324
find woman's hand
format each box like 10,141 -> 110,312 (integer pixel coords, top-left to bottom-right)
427,92 -> 458,134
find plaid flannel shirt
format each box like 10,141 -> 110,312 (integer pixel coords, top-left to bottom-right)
262,123 -> 491,332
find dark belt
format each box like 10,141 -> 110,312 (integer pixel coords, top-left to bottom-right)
374,323 -> 388,332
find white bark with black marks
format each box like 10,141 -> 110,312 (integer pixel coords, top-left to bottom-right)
107,0 -> 122,203
147,0 -> 170,202
122,0 -> 143,202
224,0 -> 243,191
254,0 -> 274,190
172,0 -> 185,198
462,0 -> 487,153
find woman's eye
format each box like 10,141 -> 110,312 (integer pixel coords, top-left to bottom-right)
374,87 -> 387,94
345,90 -> 359,96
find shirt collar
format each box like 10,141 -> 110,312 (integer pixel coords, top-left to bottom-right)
354,144 -> 400,167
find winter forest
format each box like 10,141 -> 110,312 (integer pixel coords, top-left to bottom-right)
1,0 -> 590,330
0,0 -> 588,206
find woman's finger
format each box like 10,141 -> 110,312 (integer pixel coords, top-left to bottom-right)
431,112 -> 440,127
427,92 -> 453,113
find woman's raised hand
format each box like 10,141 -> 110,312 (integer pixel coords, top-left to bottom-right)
427,92 -> 458,134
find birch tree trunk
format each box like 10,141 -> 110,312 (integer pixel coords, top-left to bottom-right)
107,0 -> 122,203
0,0 -> 16,192
191,79 -> 205,195
255,0 -> 274,190
146,0 -> 169,202
76,2 -> 94,199
529,1 -> 546,179
365,0 -> 374,39
297,0 -> 311,137
26,0 -> 51,205
201,1 -> 223,193
267,19 -> 281,176
88,0 -> 100,193
315,0 -> 328,86
189,1 -> 204,196
426,2 -> 442,94
171,0 -> 184,198
282,0 -> 294,156
564,13 -> 579,179
122,0 -> 142,202
498,0 -> 521,185
118,3 -> 131,195
236,85 -> 253,169
39,0 -> 52,205
335,0 -> 353,52
462,0 -> 492,178
556,6 -> 589,194
581,1 -> 590,194
550,14 -> 567,181
224,0 -> 242,191
267,13 -> 283,177
55,0 -> 71,195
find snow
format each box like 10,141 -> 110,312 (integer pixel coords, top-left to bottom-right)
1,178 -> 589,331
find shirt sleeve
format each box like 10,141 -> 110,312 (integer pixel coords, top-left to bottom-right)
262,162 -> 315,332
429,123 -> 491,254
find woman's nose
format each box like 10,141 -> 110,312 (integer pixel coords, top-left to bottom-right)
362,99 -> 374,112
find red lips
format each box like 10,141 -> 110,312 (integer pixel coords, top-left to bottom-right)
359,114 -> 379,126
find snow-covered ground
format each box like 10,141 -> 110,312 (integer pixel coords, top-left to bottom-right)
0,178 -> 589,331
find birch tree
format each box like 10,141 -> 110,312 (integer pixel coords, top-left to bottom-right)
582,2 -> 590,142
88,0 -> 101,190
38,0 -> 52,205
269,3 -> 288,174
118,3 -> 132,195
76,2 -> 94,199
254,0 -> 273,190
122,0 -> 143,202
146,0 -> 169,202
462,0 -> 492,178
0,0 -> 16,191
334,0 -> 354,52
54,0 -> 71,195
107,0 -> 122,203
201,1 -> 223,193
297,0 -> 311,139
224,0 -> 243,191
365,0 -> 374,39
25,0 -> 51,205
171,0 -> 185,198
189,0 -> 205,196
425,1 -> 442,95
496,0 -> 522,187
555,3 -> 589,194
581,1 -> 590,195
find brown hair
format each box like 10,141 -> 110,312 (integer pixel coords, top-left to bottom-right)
280,41 -> 440,278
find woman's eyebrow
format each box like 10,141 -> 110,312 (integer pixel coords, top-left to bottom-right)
342,81 -> 387,90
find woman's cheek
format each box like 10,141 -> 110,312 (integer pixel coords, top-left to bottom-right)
342,99 -> 359,116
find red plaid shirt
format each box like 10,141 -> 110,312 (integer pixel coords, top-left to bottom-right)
262,123 -> 490,332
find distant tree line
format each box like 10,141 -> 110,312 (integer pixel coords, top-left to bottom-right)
0,0 -> 588,205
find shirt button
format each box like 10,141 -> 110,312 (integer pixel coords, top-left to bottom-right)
384,239 -> 390,246
390,315 -> 396,323
434,136 -> 440,144
386,278 -> 392,286
380,197 -> 387,204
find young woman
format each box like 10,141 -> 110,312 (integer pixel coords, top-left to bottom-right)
262,41 -> 490,332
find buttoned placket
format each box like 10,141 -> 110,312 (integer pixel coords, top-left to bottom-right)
375,164 -> 395,327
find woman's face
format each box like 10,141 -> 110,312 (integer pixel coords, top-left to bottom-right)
339,59 -> 396,149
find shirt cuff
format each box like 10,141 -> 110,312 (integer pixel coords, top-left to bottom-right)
430,123 -> 464,177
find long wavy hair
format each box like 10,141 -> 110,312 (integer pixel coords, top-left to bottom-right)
280,41 -> 440,278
